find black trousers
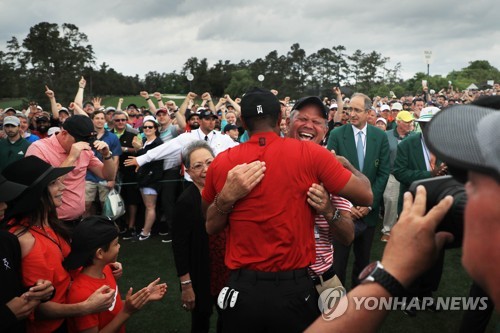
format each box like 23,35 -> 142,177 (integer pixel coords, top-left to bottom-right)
406,248 -> 445,298
459,282 -> 495,333
221,269 -> 319,333
191,295 -> 223,333
333,225 -> 376,289
159,167 -> 182,231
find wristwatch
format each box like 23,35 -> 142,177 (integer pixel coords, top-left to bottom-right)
104,152 -> 113,160
358,261 -> 406,297
328,209 -> 341,224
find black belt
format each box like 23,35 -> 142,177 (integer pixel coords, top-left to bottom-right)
233,268 -> 308,282
311,266 -> 336,286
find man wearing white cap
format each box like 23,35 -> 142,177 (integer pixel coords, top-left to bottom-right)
0,116 -> 31,172
387,102 -> 403,131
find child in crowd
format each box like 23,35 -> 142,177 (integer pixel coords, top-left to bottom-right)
64,216 -> 167,333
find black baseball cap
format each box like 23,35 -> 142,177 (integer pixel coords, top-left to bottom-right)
199,109 -> 218,120
64,216 -> 119,270
292,96 -> 328,119
240,87 -> 280,119
62,115 -> 97,142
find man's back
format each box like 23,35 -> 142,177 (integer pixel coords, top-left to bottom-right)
203,132 -> 351,271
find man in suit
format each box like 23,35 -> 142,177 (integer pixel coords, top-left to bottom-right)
327,92 -> 390,288
392,106 -> 447,316
393,106 -> 447,214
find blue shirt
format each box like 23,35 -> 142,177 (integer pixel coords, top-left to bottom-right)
85,130 -> 122,183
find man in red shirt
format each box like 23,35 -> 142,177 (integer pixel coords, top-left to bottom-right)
202,87 -> 372,333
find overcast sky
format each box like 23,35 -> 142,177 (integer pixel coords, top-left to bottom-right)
1,0 -> 499,82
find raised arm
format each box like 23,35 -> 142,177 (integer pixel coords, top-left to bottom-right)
333,87 -> 344,123
140,91 -> 157,114
45,85 -> 59,120
153,92 -> 165,109
224,94 -> 241,118
201,93 -> 216,113
74,76 -> 86,108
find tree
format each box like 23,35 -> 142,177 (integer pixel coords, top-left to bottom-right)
5,22 -> 95,105
225,69 -> 257,97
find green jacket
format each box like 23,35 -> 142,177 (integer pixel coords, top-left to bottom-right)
327,124 -> 390,227
0,137 -> 31,172
393,133 -> 440,213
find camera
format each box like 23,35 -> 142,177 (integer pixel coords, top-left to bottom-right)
409,176 -> 466,248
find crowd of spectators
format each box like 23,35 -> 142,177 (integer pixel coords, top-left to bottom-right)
1,78 -> 499,333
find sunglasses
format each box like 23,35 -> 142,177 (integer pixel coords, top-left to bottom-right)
114,119 -> 127,122
143,126 -> 155,129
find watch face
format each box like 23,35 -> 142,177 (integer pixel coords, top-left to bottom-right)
359,261 -> 378,281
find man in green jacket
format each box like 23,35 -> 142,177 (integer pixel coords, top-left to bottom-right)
0,116 -> 31,172
327,92 -> 390,288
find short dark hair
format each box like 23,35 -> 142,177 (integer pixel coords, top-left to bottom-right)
91,110 -> 105,119
82,241 -> 112,268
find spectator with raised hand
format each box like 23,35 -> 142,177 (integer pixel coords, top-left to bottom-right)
331,87 -> 345,124
140,91 -> 158,114
74,76 -> 95,116
117,98 -> 124,112
201,93 -> 216,113
153,92 -> 165,109
44,85 -> 61,123
2,157 -> 116,333
224,94 -> 241,118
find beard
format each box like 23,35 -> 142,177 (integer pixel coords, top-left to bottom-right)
190,122 -> 200,129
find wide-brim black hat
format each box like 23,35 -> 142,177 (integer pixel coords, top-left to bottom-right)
0,175 -> 26,202
2,156 -> 74,217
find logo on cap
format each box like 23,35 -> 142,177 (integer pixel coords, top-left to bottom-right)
257,105 -> 263,114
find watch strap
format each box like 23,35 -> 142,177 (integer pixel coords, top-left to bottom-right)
372,268 -> 406,297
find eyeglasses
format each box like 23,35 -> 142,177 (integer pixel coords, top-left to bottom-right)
189,160 -> 213,172
143,126 -> 155,129
114,119 -> 127,122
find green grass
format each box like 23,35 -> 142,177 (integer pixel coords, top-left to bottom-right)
0,98 -> 24,110
116,228 -> 498,333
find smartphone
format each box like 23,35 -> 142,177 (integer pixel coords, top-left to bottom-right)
422,80 -> 428,87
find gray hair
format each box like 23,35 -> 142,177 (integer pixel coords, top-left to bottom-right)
352,93 -> 372,111
182,140 -> 215,169
113,110 -> 128,120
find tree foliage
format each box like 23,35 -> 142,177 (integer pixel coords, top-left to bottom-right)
2,22 -> 499,108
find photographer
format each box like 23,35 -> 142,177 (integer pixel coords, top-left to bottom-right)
306,96 -> 500,332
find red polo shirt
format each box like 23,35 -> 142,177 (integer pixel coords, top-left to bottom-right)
202,131 -> 352,272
